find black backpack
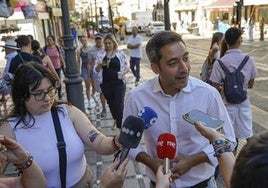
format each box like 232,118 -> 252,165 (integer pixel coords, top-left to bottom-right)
218,55 -> 249,104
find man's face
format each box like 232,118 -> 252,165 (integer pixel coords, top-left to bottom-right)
95,38 -> 103,48
2,48 -> 13,55
151,41 -> 190,96
132,27 -> 138,36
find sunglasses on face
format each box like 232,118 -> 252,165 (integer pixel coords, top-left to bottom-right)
30,87 -> 57,101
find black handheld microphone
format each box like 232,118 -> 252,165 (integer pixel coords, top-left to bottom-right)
116,115 -> 145,169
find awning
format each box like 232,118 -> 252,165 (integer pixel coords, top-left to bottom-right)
175,4 -> 197,11
204,0 -> 236,10
244,0 -> 268,6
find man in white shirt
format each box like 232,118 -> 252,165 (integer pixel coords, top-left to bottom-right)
127,26 -> 142,86
123,31 -> 236,188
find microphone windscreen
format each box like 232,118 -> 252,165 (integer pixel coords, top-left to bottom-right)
157,133 -> 177,159
137,106 -> 158,129
119,115 -> 145,148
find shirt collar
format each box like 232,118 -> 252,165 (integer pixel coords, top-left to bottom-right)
152,76 -> 193,95
225,48 -> 242,54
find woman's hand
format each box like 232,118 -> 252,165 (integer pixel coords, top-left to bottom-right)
99,158 -> 128,188
193,122 -> 225,142
155,165 -> 172,188
0,135 -> 28,165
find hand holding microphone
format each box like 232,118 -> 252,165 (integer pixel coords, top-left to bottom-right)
156,133 -> 177,174
115,115 -> 145,170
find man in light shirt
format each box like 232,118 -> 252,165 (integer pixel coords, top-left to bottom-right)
127,26 -> 142,86
123,31 -> 236,188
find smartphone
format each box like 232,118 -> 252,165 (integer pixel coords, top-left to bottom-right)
183,110 -> 224,130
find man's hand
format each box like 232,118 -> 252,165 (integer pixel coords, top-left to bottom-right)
170,155 -> 194,179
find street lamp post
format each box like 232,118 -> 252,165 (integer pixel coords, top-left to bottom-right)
164,0 -> 171,30
60,0 -> 85,112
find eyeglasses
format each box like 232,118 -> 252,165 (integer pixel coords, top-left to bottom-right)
30,87 -> 57,101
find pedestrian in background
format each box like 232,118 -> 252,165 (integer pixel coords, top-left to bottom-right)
8,35 -> 42,77
123,31 -> 236,187
0,39 -> 19,101
89,33 -> 107,117
43,35 -> 66,100
127,26 -> 142,86
31,39 -> 60,85
259,17 -> 265,41
94,34 -> 129,129
200,32 -> 224,84
210,27 -> 258,146
77,36 -> 95,109
0,63 -> 127,187
248,17 -> 254,41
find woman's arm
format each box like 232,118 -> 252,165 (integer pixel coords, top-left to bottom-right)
68,105 -> 120,155
43,56 -> 60,84
193,122 -> 235,188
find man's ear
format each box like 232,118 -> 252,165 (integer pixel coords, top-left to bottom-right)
151,63 -> 159,74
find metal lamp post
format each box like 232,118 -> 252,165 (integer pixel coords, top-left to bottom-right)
60,0 -> 85,112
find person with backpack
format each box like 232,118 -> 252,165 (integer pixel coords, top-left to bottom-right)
43,35 -> 66,100
210,27 -> 258,145
31,39 -> 60,85
8,35 -> 42,77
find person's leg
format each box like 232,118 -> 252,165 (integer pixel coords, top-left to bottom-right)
113,83 -> 126,128
129,57 -> 136,79
96,80 -> 107,117
135,58 -> 141,82
101,83 -> 116,120
85,79 -> 91,106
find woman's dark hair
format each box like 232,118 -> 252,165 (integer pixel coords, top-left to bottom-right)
210,32 -> 224,49
145,31 -> 185,65
31,40 -> 42,57
47,34 -> 55,42
7,62 -> 59,128
231,131 -> 268,188
15,35 -> 31,48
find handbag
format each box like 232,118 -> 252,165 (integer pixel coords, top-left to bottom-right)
21,3 -> 36,19
35,0 -> 47,12
0,0 -> 14,18
10,0 -> 19,8
51,108 -> 67,188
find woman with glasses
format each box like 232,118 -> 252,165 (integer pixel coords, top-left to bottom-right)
0,62 -> 127,187
94,34 -> 129,129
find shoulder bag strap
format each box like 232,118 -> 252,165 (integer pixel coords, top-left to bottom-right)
18,53 -> 26,63
217,59 -> 230,74
237,55 -> 249,71
51,108 -> 66,188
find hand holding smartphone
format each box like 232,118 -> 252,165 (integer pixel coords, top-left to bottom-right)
183,110 -> 224,130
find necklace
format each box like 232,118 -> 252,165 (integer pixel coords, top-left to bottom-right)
106,51 -> 114,68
